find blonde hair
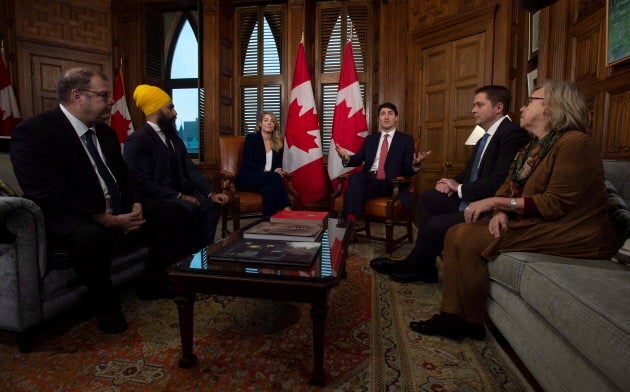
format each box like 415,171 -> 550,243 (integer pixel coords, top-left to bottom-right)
540,80 -> 589,132
256,111 -> 283,151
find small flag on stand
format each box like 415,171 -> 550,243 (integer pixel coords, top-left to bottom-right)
109,63 -> 134,143
0,44 -> 22,137
283,40 -> 328,206
327,40 -> 368,189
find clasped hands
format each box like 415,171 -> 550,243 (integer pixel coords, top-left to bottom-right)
179,192 -> 229,206
93,202 -> 145,234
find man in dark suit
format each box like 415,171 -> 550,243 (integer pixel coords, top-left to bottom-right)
124,85 -> 227,249
10,68 -> 195,333
371,85 -> 530,283
335,102 -> 429,222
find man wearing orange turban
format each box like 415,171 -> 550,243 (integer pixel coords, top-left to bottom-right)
124,85 -> 228,298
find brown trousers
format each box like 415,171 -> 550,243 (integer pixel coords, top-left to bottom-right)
440,220 -> 494,324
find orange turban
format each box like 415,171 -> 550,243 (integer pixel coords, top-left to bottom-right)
133,84 -> 171,116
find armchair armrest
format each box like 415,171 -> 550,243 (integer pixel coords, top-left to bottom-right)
0,197 -> 48,330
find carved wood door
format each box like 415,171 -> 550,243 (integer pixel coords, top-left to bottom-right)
17,41 -> 111,119
418,32 -> 486,191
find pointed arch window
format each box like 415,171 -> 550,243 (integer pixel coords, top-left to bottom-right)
165,12 -> 201,155
317,3 -> 370,154
237,6 -> 285,135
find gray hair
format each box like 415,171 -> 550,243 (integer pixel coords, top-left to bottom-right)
539,80 -> 589,132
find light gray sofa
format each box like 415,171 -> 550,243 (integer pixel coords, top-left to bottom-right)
487,160 -> 630,392
0,153 -> 148,351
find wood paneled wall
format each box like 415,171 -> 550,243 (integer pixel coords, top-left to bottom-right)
1,0 -> 628,168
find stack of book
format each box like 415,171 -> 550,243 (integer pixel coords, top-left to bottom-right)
243,211 -> 329,242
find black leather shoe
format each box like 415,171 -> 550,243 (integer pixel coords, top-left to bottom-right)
370,257 -> 402,275
409,313 -> 485,341
97,311 -> 128,334
390,270 -> 438,283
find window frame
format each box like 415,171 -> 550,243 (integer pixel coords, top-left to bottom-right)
235,5 -> 287,136
164,10 -> 202,158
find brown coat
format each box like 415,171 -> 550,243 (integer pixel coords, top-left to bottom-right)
440,131 -> 618,322
480,130 -> 618,260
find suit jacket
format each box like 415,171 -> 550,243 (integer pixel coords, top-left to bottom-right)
346,130 -> 417,180
10,106 -> 135,236
454,118 -> 530,202
235,132 -> 284,187
123,123 -> 213,201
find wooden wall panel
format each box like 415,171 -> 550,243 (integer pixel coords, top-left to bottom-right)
15,0 -> 111,51
605,90 -> 630,156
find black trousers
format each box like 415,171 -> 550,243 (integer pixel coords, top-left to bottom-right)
146,194 -> 221,250
401,188 -> 465,274
48,200 -> 195,316
342,171 -> 393,218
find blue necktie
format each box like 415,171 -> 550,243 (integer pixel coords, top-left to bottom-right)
459,132 -> 490,211
84,130 -> 124,215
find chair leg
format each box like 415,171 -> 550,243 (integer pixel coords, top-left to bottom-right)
385,219 -> 394,254
406,217 -> 413,243
364,218 -> 371,237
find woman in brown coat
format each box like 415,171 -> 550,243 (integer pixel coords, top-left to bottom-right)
410,80 -> 620,341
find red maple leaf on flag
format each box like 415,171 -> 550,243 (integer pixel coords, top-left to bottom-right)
331,100 -> 366,151
109,110 -> 132,141
285,100 -> 320,152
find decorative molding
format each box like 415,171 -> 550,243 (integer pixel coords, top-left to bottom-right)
412,4 -> 496,44
15,0 -> 111,50
577,0 -> 604,22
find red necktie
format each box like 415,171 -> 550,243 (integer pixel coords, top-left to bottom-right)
376,134 -> 389,180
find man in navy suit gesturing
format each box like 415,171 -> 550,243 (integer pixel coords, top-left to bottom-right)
335,102 -> 429,223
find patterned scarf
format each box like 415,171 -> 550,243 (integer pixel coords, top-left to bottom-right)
509,130 -> 566,197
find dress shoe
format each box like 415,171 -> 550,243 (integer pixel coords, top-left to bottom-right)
97,311 -> 128,334
389,270 -> 438,283
409,313 -> 485,341
370,257 -> 402,275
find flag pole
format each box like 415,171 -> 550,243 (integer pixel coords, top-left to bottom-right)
348,20 -> 353,43
0,39 -> 5,64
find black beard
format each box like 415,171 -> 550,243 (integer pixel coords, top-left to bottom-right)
157,112 -> 176,132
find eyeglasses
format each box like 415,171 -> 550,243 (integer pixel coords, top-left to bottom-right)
524,96 -> 544,106
78,89 -> 111,100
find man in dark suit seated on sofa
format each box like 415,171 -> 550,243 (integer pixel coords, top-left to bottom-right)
335,102 -> 429,222
124,84 -> 228,250
10,68 -> 195,334
370,85 -> 530,283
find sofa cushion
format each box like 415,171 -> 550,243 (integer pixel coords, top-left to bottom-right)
0,179 -> 17,197
613,238 -> 630,266
603,160 -> 630,206
488,252 -> 628,294
605,180 -> 630,242
520,262 -> 630,390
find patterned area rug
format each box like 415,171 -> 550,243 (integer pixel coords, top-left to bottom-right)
0,238 -> 531,391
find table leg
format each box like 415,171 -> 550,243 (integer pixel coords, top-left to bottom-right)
309,294 -> 328,386
174,292 -> 198,368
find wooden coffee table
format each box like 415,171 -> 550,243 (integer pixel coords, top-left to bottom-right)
168,218 -> 351,386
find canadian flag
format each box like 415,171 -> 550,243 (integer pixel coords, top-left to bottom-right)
109,66 -> 134,143
0,53 -> 22,137
327,41 -> 368,187
283,42 -> 328,206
